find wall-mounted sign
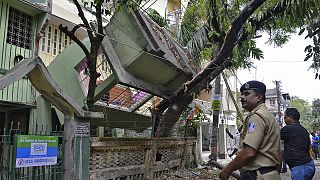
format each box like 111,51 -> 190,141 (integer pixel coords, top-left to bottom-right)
75,122 -> 90,137
212,94 -> 221,110
211,100 -> 221,110
16,135 -> 58,168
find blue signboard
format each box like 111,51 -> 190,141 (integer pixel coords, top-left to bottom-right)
15,135 -> 58,168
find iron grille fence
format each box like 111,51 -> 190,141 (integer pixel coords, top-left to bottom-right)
0,131 -> 63,180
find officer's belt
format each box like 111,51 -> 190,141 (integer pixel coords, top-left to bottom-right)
241,166 -> 276,177
257,166 -> 276,174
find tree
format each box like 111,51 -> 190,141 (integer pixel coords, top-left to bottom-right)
289,96 -> 312,129
310,98 -> 320,130
59,0 -> 142,108
311,98 -> 320,118
56,0 -> 320,176
153,0 -> 320,137
289,97 -> 320,131
59,0 -> 320,137
57,1 -> 141,179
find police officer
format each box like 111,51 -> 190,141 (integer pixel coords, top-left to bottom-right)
219,80 -> 281,180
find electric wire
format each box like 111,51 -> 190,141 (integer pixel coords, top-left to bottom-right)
222,72 -> 244,122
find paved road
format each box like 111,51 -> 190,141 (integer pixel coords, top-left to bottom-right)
202,151 -> 320,179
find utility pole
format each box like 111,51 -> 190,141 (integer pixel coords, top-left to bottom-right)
275,81 -> 282,126
210,75 -> 222,161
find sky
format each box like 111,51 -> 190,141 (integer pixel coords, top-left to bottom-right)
237,33 -> 320,103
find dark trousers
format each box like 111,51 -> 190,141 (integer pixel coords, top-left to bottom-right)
312,146 -> 319,159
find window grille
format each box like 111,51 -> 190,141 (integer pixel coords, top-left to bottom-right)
6,7 -> 33,49
270,99 -> 276,106
53,28 -> 58,55
39,24 -> 78,55
47,26 -> 52,53
101,54 -> 107,71
64,34 -> 68,48
41,32 -> 46,51
58,31 -> 63,53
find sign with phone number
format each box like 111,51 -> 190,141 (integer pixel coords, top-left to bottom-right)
16,135 -> 58,168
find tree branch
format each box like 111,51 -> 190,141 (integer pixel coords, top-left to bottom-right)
156,0 -> 267,111
70,24 -> 88,34
209,0 -> 222,36
250,0 -> 289,31
72,0 -> 95,41
59,25 -> 90,57
95,0 -> 104,36
187,0 -> 267,88
309,28 -> 320,38
221,0 -> 232,21
238,0 -> 289,47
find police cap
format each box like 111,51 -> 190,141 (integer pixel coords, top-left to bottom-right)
240,80 -> 266,94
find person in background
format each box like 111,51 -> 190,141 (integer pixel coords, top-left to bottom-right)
225,125 -> 242,158
311,132 -> 319,159
219,80 -> 280,180
317,132 -> 320,158
280,108 -> 315,180
309,131 -> 313,158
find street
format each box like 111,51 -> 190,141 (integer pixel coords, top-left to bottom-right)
202,151 -> 320,179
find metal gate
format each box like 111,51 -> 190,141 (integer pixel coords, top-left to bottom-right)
0,131 -> 63,180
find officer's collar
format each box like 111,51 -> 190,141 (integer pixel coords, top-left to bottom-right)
248,103 -> 265,115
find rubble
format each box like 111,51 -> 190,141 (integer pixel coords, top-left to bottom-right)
160,166 -> 237,179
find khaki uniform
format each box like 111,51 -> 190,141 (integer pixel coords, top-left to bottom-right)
239,103 -> 281,180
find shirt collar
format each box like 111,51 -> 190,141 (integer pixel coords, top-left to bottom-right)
248,103 -> 265,115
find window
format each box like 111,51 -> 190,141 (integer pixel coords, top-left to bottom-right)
39,24 -> 78,56
270,99 -> 276,106
53,28 -> 58,55
64,34 -> 68,48
58,31 -> 63,53
99,53 -> 112,74
101,54 -> 107,71
40,25 -> 66,55
41,32 -> 46,51
6,7 -> 33,49
47,26 -> 52,53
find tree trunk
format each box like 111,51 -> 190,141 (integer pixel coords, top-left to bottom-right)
154,94 -> 193,137
86,53 -> 100,107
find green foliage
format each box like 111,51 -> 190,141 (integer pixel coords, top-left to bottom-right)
112,0 -> 143,11
177,0 -> 208,46
289,97 -> 320,131
265,29 -> 291,47
257,0 -> 320,70
289,96 -> 312,130
185,26 -> 210,61
232,39 -> 264,69
302,20 -> 320,71
147,8 -> 167,27
179,106 -> 209,132
309,99 -> 320,131
311,99 -> 320,118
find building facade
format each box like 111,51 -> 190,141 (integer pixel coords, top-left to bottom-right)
0,0 -> 53,135
265,87 -> 290,126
